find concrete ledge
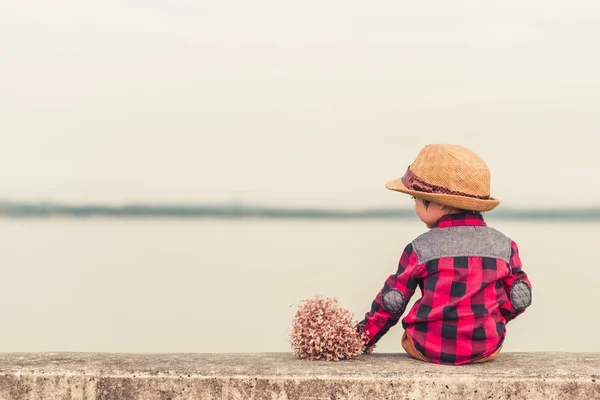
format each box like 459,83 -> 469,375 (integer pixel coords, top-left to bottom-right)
0,352 -> 598,399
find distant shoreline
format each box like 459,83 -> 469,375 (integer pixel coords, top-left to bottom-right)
0,202 -> 598,220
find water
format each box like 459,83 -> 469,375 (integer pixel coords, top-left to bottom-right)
0,218 -> 598,353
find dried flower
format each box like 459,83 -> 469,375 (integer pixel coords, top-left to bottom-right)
290,297 -> 367,361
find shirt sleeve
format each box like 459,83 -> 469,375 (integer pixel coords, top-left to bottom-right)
356,243 -> 422,348
500,240 -> 532,322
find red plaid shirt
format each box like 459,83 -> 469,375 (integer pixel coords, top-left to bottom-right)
358,212 -> 532,365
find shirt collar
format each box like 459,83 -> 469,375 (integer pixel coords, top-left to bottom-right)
436,212 -> 487,228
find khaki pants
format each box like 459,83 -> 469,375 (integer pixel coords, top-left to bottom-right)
401,331 -> 502,364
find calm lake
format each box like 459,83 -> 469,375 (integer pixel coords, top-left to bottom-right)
0,218 -> 597,354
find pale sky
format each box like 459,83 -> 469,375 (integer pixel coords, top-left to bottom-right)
1,1 -> 599,209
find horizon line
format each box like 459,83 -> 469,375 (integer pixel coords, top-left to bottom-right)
0,201 -> 598,220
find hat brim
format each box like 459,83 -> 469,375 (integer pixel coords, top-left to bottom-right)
385,178 -> 500,212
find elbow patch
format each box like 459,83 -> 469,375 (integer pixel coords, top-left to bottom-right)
382,289 -> 406,314
510,280 -> 532,310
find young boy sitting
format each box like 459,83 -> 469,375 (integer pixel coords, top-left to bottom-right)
357,144 -> 532,365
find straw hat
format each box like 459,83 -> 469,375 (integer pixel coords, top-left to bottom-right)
385,144 -> 500,212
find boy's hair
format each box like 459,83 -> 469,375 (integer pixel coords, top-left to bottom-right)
419,197 -> 477,214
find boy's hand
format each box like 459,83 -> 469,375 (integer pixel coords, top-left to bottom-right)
363,345 -> 375,355
355,322 -> 375,354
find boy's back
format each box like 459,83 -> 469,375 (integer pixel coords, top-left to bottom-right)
357,144 -> 532,365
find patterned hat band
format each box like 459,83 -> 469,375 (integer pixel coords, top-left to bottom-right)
400,169 -> 491,200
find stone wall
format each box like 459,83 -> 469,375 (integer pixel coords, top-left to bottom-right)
0,352 -> 598,399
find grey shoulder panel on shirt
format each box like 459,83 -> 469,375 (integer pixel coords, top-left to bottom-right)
411,226 -> 512,264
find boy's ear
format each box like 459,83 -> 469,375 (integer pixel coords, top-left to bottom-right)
435,202 -> 447,210
440,203 -> 460,212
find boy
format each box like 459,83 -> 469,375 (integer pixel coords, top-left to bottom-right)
357,144 -> 532,365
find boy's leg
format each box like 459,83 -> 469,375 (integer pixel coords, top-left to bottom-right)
401,331 -> 429,362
